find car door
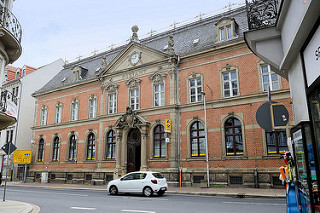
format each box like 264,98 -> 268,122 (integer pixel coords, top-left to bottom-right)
131,173 -> 146,193
118,174 -> 135,192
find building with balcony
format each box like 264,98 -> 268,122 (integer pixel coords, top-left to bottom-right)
30,6 -> 293,188
244,0 -> 320,211
0,0 -> 22,176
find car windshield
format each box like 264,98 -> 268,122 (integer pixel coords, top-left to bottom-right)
152,173 -> 164,179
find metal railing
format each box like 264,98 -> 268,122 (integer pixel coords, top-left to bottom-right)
0,6 -> 22,42
246,0 -> 278,30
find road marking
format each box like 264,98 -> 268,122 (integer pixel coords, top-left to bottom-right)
122,210 -> 156,213
71,207 -> 96,210
8,189 -> 88,197
222,201 -> 285,206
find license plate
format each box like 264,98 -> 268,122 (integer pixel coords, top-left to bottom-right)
160,187 -> 167,191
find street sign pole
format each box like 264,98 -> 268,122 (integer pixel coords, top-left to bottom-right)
3,143 -> 11,201
23,164 -> 27,183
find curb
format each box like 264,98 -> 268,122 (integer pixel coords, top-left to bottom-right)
6,183 -> 286,199
166,191 -> 286,199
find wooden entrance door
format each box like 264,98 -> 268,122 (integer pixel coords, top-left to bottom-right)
127,128 -> 141,173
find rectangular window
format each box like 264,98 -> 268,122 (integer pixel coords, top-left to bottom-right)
266,130 -> 287,154
41,108 -> 47,125
261,65 -> 280,91
226,25 -> 232,40
223,71 -> 238,97
219,27 -> 225,41
154,84 -> 164,107
190,78 -> 202,103
130,89 -> 139,110
89,99 -> 97,118
108,93 -> 117,114
55,105 -> 62,123
71,102 -> 78,121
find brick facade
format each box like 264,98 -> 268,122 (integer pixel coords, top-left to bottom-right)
29,7 -> 292,188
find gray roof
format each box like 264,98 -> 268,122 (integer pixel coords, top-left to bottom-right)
34,6 -> 248,95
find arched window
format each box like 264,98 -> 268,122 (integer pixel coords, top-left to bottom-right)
190,121 -> 205,157
225,118 -> 243,155
52,136 -> 60,161
106,130 -> 116,159
38,138 -> 44,162
87,133 -> 95,160
154,125 -> 166,158
69,135 -> 77,161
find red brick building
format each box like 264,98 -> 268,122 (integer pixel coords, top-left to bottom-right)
30,7 -> 292,187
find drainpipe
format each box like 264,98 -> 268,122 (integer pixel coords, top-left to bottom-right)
175,55 -> 181,187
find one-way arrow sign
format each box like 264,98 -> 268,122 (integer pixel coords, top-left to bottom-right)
1,143 -> 17,155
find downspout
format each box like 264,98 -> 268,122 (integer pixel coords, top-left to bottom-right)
175,55 -> 181,187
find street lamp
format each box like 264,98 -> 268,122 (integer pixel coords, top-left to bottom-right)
201,91 -> 210,188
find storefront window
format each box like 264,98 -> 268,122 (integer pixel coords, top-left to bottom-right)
309,88 -> 320,168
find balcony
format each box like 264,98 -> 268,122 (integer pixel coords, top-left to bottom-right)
0,6 -> 22,64
246,0 -> 279,30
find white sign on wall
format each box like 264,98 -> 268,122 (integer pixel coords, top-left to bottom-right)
303,25 -> 320,87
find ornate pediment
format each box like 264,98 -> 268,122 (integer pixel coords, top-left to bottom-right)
115,107 -> 149,129
126,78 -> 141,88
149,72 -> 167,84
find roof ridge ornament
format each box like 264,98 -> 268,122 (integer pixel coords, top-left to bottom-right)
130,25 -> 139,42
168,34 -> 175,56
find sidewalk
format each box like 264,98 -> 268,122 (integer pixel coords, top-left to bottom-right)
2,181 -> 286,212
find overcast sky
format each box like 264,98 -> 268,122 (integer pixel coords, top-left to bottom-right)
12,0 -> 245,68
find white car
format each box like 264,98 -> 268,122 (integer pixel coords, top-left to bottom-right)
107,171 -> 168,197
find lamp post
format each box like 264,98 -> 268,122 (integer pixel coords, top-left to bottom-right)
201,91 -> 210,187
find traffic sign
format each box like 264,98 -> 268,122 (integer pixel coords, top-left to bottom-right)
13,150 -> 32,164
165,119 -> 171,133
1,143 -> 17,155
256,101 -> 289,131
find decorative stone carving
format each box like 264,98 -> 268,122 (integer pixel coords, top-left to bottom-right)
130,25 -> 139,42
101,55 -> 107,67
105,83 -> 119,93
149,72 -> 167,84
168,34 -> 175,56
116,107 -> 139,128
191,71 -> 197,78
126,78 -> 141,88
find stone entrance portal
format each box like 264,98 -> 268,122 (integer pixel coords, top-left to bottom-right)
114,107 -> 150,177
127,128 -> 141,173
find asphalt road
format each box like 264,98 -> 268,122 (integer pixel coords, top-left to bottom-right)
1,186 -> 286,213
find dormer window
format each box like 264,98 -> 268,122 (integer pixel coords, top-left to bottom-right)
16,69 -> 20,79
71,66 -> 88,82
216,17 -> 238,42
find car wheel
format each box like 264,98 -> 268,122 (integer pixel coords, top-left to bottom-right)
143,186 -> 153,197
157,191 -> 165,196
109,185 -> 118,195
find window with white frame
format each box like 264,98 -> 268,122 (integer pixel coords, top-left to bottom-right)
190,78 -> 202,103
216,17 -> 238,42
130,89 -> 139,110
70,99 -> 79,121
126,78 -> 141,111
223,71 -> 238,98
261,64 -> 280,92
154,84 -> 165,107
88,96 -> 97,118
55,103 -> 63,123
40,106 -> 48,126
108,93 -> 117,114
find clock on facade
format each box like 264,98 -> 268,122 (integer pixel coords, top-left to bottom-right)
130,52 -> 140,65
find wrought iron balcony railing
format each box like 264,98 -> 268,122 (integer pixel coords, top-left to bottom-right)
0,6 -> 22,43
246,0 -> 278,30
